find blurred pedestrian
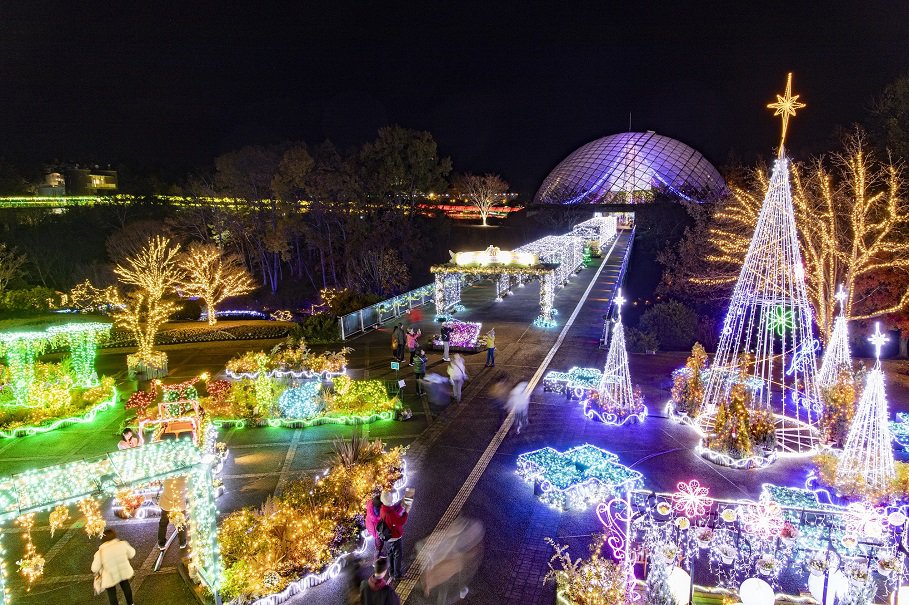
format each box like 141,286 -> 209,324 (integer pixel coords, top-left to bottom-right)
158,476 -> 187,550
507,381 -> 530,434
439,323 -> 452,362
406,328 -> 421,366
424,373 -> 450,406
380,490 -> 411,581
360,557 -> 400,605
418,517 -> 485,604
346,553 -> 373,605
365,495 -> 384,551
484,329 -> 496,367
92,528 -> 136,605
118,428 -> 139,450
489,375 -> 510,424
413,349 -> 428,395
447,354 -> 468,403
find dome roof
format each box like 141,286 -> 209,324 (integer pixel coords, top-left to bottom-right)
534,131 -> 727,205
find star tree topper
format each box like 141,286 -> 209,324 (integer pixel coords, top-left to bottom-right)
614,288 -> 626,321
869,321 -> 888,362
767,72 -> 806,156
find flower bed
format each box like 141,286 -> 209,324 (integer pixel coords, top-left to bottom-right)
430,320 -> 484,352
0,375 -> 117,438
104,323 -> 293,348
219,440 -> 405,603
224,342 -> 349,379
205,374 -> 399,428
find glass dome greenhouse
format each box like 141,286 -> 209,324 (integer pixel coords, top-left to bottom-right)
534,131 -> 727,205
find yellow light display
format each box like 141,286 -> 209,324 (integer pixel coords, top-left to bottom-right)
767,72 -> 806,155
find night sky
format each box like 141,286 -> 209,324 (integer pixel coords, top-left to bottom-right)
1,2 -> 907,195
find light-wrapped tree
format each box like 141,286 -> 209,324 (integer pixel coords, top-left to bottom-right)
179,242 -> 256,325
114,236 -> 183,368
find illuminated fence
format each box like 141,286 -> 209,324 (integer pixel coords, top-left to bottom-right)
338,285 -> 434,340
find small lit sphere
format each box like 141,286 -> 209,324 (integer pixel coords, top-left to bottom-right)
263,570 -> 281,590
667,566 -> 690,605
739,577 -> 774,605
888,511 -> 907,527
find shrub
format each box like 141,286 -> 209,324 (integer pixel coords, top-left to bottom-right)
297,313 -> 341,343
0,287 -> 59,314
639,300 -> 698,351
624,326 -> 659,354
171,298 -> 203,321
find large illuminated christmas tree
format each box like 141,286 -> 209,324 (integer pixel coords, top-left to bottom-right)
595,290 -> 635,414
817,285 -> 853,388
700,74 -> 821,454
836,323 -> 895,495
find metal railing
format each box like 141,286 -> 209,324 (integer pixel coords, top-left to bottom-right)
338,284 -> 434,340
600,225 -> 636,348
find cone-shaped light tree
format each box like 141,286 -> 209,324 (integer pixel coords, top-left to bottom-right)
817,284 -> 853,388
700,74 -> 821,454
836,322 -> 895,495
596,289 -> 635,416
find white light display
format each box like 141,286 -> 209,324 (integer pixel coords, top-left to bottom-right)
836,323 -> 895,494
588,290 -> 644,424
817,285 -> 852,388
699,153 -> 821,453
699,76 -> 820,456
573,215 -> 618,251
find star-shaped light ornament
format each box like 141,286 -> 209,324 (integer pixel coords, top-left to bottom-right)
869,322 -> 888,363
614,288 -> 626,321
767,72 -> 806,156
834,284 -> 847,313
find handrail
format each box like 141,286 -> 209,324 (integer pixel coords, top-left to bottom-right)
600,226 -> 636,348
338,284 -> 434,340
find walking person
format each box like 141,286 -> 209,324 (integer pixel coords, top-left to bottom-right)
92,528 -> 136,605
158,476 -> 187,550
447,354 -> 468,403
406,328 -> 421,366
484,328 -> 496,367
360,557 -> 401,605
507,381 -> 530,434
439,323 -> 452,362
489,375 -> 510,424
413,349 -> 428,395
379,490 -> 411,581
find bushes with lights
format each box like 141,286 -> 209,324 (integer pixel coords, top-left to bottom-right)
669,343 -> 708,418
545,534 -> 631,605
225,340 -> 350,378
218,439 -> 404,602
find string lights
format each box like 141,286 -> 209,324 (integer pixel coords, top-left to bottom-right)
586,291 -> 647,425
835,323 -> 895,495
699,76 -> 821,457
516,445 -> 642,511
817,285 -> 852,388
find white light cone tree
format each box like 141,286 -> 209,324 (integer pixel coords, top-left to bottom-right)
836,323 -> 895,494
700,74 -> 821,454
817,285 -> 853,388
597,290 -> 635,414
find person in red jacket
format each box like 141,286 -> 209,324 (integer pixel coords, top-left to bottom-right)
380,490 -> 410,580
364,495 -> 384,551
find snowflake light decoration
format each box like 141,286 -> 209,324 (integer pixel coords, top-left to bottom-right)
671,480 -> 713,518
739,495 -> 784,539
767,305 -> 795,336
844,502 -> 887,540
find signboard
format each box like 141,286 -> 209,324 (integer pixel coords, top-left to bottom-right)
390,361 -> 400,371
398,380 -> 407,389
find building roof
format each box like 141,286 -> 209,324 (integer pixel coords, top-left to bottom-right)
534,131 -> 727,205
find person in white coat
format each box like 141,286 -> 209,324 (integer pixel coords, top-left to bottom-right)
92,528 -> 136,605
447,354 -> 468,403
506,381 -> 530,434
